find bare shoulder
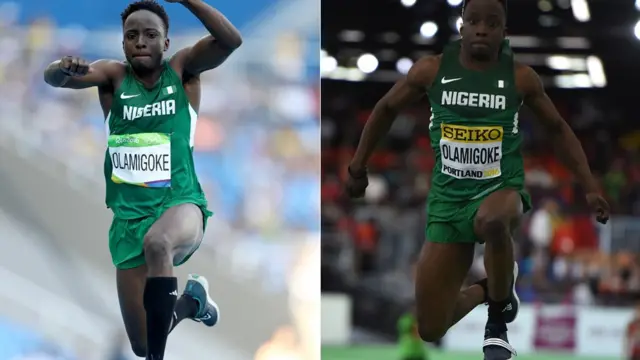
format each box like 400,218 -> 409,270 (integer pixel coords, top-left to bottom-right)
408,55 -> 442,89
380,55 -> 441,110
514,61 -> 543,97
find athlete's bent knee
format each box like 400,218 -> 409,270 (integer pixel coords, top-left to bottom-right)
143,233 -> 172,265
474,214 -> 510,241
130,341 -> 147,358
417,323 -> 448,343
416,309 -> 449,342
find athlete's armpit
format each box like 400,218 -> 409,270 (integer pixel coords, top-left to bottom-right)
516,64 -> 564,132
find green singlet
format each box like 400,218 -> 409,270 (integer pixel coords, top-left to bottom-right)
397,313 -> 427,360
104,61 -> 211,269
426,40 -> 531,244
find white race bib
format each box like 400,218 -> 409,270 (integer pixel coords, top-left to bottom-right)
108,133 -> 171,187
439,124 -> 502,180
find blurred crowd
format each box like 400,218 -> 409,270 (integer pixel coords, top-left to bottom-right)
321,81 -> 640,309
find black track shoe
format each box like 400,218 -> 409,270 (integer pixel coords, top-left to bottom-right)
483,323 -> 517,360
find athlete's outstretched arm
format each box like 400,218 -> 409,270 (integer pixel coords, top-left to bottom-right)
43,58 -> 118,89
169,0 -> 242,76
518,65 -> 598,192
349,56 -> 437,171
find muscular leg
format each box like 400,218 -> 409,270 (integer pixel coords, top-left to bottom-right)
143,203 -> 203,359
450,282 -> 485,327
474,189 -> 521,324
474,189 -> 522,359
117,266 -> 149,357
116,203 -> 203,359
117,266 -> 200,358
144,203 -> 204,277
415,241 -> 483,342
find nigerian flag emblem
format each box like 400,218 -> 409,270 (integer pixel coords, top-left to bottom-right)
162,85 -> 176,95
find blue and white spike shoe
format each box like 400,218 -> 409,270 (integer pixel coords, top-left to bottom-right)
182,274 -> 220,327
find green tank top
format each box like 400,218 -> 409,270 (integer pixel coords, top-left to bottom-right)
427,39 -> 525,203
103,61 -> 207,219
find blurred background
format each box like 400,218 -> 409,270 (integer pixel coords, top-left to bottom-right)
0,0 -> 318,359
320,0 -> 640,360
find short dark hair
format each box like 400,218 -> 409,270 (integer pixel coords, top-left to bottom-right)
462,0 -> 507,17
121,0 -> 170,34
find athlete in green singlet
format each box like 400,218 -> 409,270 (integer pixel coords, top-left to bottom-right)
43,1 -> 242,359
345,0 -> 610,359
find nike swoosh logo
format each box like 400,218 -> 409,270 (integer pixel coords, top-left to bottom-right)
120,93 -> 140,99
441,77 -> 462,84
201,314 -> 212,320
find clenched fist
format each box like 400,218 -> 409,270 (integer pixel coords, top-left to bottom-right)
586,192 -> 610,224
345,166 -> 369,199
58,56 -> 92,77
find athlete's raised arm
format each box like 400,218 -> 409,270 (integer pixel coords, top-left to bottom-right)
516,63 -> 610,223
43,57 -> 121,89
345,56 -> 439,197
168,0 -> 242,77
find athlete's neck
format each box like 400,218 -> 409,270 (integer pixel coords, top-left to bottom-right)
132,65 -> 164,89
459,48 -> 499,72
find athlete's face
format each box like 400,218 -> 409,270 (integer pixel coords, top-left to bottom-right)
123,10 -> 169,73
460,0 -> 506,61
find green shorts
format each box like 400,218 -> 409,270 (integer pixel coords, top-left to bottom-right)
109,203 -> 212,270
426,188 -> 531,244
